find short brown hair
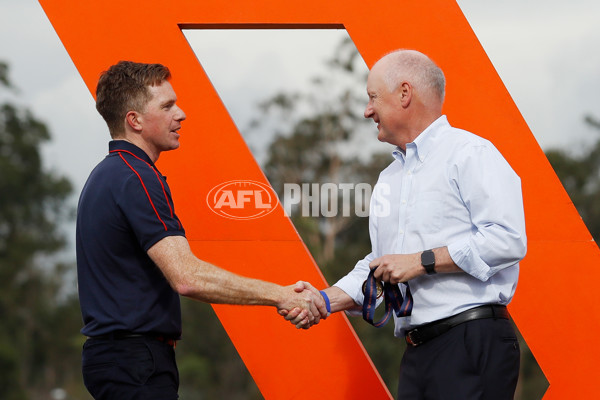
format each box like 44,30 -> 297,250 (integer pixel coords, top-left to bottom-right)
95,61 -> 171,137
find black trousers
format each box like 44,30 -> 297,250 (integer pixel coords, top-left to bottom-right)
397,317 -> 520,400
82,336 -> 179,400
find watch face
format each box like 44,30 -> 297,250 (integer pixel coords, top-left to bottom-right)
422,250 -> 435,267
422,250 -> 436,274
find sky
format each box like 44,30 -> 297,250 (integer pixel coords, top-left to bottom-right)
1,0 -> 600,252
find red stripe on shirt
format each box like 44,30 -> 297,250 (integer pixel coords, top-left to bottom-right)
111,149 -> 181,230
115,152 -> 168,231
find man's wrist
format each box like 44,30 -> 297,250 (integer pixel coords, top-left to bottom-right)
421,249 -> 436,275
320,290 -> 331,316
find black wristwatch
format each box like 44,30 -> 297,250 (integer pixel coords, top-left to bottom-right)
421,249 -> 436,275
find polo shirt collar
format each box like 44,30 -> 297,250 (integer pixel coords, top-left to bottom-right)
109,140 -> 154,165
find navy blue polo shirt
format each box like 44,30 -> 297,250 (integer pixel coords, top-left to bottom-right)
76,140 -> 185,338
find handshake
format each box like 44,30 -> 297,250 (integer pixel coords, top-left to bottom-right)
277,281 -> 331,330
268,253 -> 414,329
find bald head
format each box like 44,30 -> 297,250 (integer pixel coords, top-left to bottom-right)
364,50 -> 446,148
375,49 -> 446,106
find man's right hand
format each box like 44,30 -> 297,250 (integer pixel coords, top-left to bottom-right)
277,282 -> 327,329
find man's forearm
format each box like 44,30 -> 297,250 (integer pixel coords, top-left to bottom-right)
175,255 -> 284,306
147,235 -> 326,321
322,286 -> 361,313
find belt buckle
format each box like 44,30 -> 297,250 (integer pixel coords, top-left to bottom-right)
406,329 -> 422,347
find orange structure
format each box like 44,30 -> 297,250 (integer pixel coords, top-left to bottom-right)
38,0 -> 600,398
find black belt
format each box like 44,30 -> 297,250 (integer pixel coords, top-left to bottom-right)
405,304 -> 509,347
88,332 -> 178,347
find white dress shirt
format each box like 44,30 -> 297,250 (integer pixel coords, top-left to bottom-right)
334,115 -> 527,337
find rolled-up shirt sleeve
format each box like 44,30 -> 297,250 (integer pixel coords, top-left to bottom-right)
447,144 -> 527,281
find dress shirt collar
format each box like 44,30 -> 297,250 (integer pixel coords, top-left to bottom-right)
108,140 -> 154,165
392,115 -> 449,163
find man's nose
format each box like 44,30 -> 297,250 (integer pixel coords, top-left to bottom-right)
364,103 -> 373,119
176,106 -> 186,121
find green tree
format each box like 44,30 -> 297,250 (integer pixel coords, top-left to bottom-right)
523,115 -> 600,399
177,299 -> 263,400
0,62 -> 82,399
254,38 -> 386,270
546,114 -> 600,242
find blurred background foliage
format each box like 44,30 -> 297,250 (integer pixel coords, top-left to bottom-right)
2,38 -> 599,398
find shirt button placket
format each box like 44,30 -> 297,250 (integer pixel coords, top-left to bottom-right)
397,147 -> 416,252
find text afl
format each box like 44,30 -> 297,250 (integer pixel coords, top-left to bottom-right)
206,180 -> 278,220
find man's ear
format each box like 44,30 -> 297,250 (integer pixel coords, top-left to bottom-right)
125,111 -> 143,132
399,81 -> 412,108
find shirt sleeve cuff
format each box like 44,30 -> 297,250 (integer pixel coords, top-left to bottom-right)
334,274 -> 384,317
333,276 -> 364,307
447,239 -> 491,282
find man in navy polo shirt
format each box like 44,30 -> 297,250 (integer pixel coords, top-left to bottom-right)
76,61 -> 327,400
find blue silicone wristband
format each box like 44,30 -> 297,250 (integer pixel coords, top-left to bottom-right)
320,290 -> 331,314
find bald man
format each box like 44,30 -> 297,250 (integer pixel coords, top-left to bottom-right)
286,50 -> 526,399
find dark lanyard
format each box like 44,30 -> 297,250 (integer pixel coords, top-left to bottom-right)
362,267 -> 413,327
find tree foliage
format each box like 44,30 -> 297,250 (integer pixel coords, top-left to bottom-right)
253,38 -> 389,269
0,62 -> 82,399
546,115 -> 600,242
177,299 -> 262,400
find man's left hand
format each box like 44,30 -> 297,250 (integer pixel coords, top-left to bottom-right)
369,253 -> 424,284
